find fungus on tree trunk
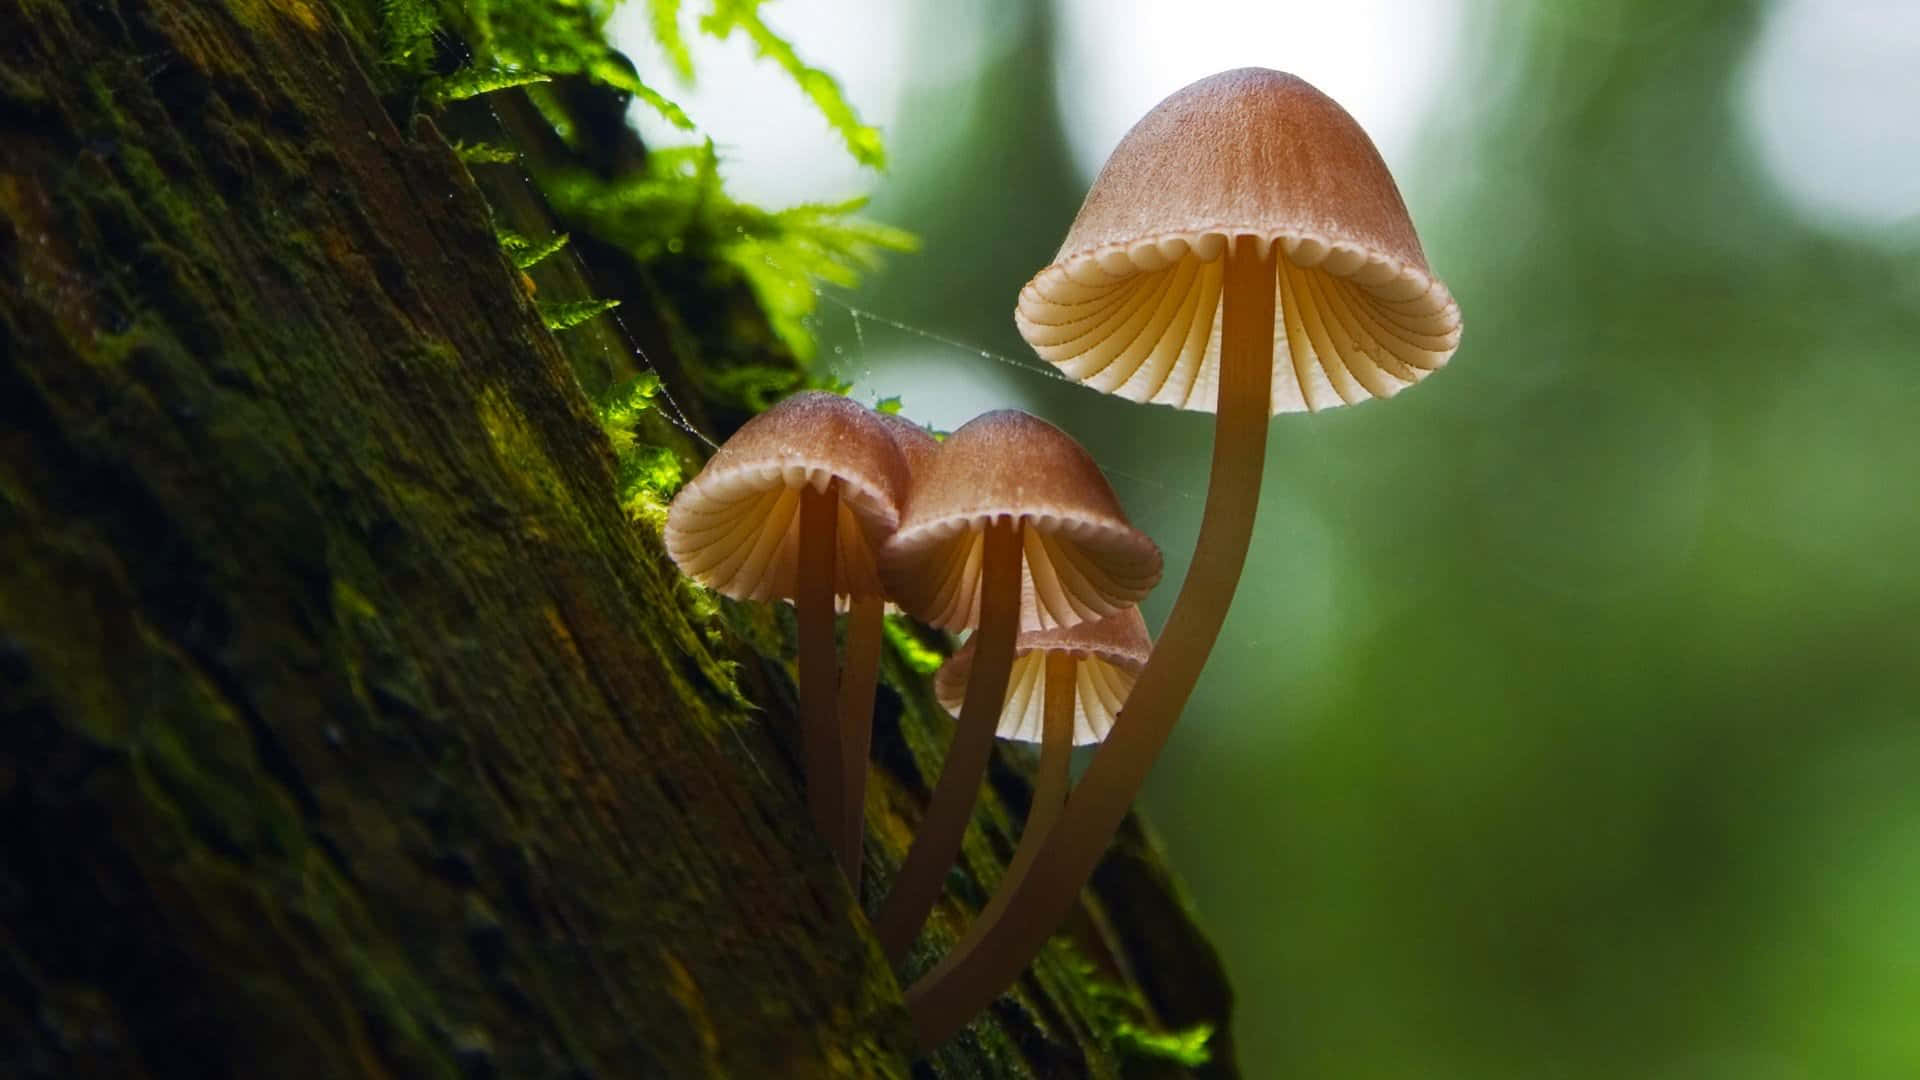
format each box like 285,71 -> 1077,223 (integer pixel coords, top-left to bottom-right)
922,606 -> 1151,984
908,67 -> 1464,1047
664,391 -> 913,884
869,410 -> 1160,964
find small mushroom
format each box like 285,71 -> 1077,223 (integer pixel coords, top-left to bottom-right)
922,607 -> 1150,983
871,410 -> 1160,963
663,391 -> 910,885
835,412 -> 942,883
908,68 -> 1462,1047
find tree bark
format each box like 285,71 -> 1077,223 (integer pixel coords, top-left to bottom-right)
0,1 -> 1237,1076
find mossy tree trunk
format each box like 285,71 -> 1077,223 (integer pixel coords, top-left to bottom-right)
0,1 -> 1236,1076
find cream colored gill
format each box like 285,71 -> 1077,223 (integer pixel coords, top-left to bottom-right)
988,650 -> 1130,746
1017,234 -> 1459,415
669,470 -> 889,600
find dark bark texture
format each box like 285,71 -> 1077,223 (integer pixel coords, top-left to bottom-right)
0,1 -> 1237,1076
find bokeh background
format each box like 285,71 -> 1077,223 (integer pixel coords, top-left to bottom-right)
614,1 -> 1920,1073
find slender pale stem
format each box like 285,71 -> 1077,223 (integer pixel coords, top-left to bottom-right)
923,650 -> 1075,984
872,517 -> 1022,963
907,239 -> 1277,1048
796,482 -> 846,881
838,593 -> 886,891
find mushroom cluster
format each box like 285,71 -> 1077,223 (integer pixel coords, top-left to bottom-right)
662,67 -> 1461,1054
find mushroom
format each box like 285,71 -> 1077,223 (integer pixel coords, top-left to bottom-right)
922,607 -> 1150,982
907,68 -> 1462,1045
871,410 -> 1160,963
663,390 -> 910,885
835,412 -> 942,885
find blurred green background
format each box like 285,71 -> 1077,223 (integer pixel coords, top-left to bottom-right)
617,0 -> 1920,1073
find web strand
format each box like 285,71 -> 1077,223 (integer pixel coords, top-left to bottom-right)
480,102 -> 718,451
812,288 -> 1075,386
814,287 -> 1198,508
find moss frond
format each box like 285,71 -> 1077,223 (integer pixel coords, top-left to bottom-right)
380,0 -> 439,66
649,0 -> 696,81
496,229 -> 572,270
699,0 -> 886,168
455,140 -> 521,165
1113,1021 -> 1214,1067
613,443 -> 684,528
379,1 -> 879,168
1044,940 -> 1217,1067
593,372 -> 663,432
428,65 -> 552,103
548,144 -> 916,363
540,297 -> 622,331
883,617 -> 944,676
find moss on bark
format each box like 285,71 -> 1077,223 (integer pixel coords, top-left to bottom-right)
0,1 -> 1237,1075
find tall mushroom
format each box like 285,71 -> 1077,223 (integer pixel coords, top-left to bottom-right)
907,68 -> 1462,1046
923,607 -> 1150,982
871,410 -> 1160,963
663,391 -> 910,885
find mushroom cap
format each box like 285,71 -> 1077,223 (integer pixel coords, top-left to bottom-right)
933,607 -> 1151,746
1016,68 -> 1462,415
879,410 -> 1161,633
664,391 -> 908,602
874,410 -> 942,481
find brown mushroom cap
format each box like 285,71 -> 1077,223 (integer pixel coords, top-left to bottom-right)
879,410 -> 1161,633
664,391 -> 908,602
874,410 -> 942,481
1016,68 -> 1462,415
934,607 -> 1150,746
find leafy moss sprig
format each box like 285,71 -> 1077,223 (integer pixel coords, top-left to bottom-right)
696,0 -> 885,167
547,140 -> 915,361
389,1 -> 885,162
495,228 -> 571,270
384,1 -> 914,380
539,297 -> 623,331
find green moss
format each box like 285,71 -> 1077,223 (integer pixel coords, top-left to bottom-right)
426,65 -> 551,104
883,616 -> 944,676
476,383 -> 557,484
496,227 -> 569,269
377,1 -> 912,379
455,140 -> 522,165
697,0 -> 885,167
332,580 -> 381,621
543,141 -> 914,366
1113,1020 -> 1215,1068
539,296 -> 621,331
134,661 -> 306,864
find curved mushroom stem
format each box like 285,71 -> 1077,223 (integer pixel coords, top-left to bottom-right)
906,238 -> 1276,1047
838,593 -> 886,891
796,482 -> 848,882
872,517 -> 1023,963
923,650 -> 1075,984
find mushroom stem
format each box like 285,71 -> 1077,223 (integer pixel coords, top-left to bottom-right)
907,239 -> 1276,1046
873,517 -> 1023,963
839,593 -> 886,891
797,482 -> 848,881
924,649 -> 1075,985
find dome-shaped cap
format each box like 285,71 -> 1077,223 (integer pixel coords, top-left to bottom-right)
1016,68 -> 1462,415
879,410 -> 1161,632
664,391 -> 908,602
934,607 -> 1151,746
874,411 -> 941,481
